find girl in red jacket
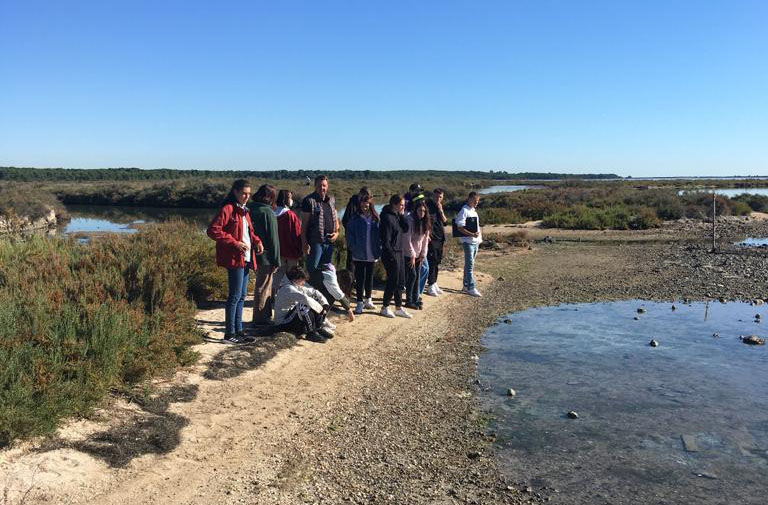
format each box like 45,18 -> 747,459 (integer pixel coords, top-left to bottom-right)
272,189 -> 303,295
207,179 -> 264,343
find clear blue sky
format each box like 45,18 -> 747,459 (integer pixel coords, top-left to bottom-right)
1,0 -> 766,176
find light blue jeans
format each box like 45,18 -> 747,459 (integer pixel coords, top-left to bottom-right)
418,256 -> 429,295
306,242 -> 334,273
462,242 -> 478,291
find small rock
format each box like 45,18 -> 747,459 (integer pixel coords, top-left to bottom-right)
671,305 -> 676,311
740,335 -> 765,345
712,333 -> 720,338
523,486 -> 533,493
467,450 -> 481,460
503,318 -> 513,324
649,339 -> 659,347
754,299 -> 765,306
637,308 -> 646,314
719,297 -> 727,303
471,354 -> 480,361
567,411 -> 579,419
694,472 -> 718,480
633,316 -> 639,320
497,276 -> 505,281
506,388 -> 516,397
756,314 -> 762,320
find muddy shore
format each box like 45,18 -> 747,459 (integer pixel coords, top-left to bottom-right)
2,218 -> 767,505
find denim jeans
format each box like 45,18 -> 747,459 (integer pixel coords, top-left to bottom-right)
226,262 -> 251,335
306,242 -> 334,273
462,242 -> 478,291
418,256 -> 429,295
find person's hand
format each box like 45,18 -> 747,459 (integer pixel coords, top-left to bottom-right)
303,242 -> 310,255
270,265 -> 279,273
416,256 -> 424,266
408,257 -> 415,268
347,308 -> 355,322
236,241 -> 248,252
255,242 -> 264,255
328,231 -> 339,242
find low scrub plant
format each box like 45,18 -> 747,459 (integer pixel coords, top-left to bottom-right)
0,222 -> 224,446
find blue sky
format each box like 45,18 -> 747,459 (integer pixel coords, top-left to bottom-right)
1,0 -> 766,176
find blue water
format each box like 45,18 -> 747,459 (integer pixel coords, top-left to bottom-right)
64,217 -> 140,234
678,188 -> 768,198
479,185 -> 533,194
479,300 -> 768,504
736,238 -> 768,247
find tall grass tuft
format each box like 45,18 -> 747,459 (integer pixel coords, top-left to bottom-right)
0,222 -> 224,446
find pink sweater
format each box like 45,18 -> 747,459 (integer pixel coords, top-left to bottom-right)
404,214 -> 430,259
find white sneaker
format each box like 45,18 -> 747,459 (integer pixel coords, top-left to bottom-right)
394,308 -> 413,319
462,288 -> 482,297
323,320 -> 337,330
364,298 -> 376,310
354,303 -> 364,315
380,307 -> 395,318
435,284 -> 444,295
427,284 -> 439,297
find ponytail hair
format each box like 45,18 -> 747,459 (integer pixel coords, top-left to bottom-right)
224,179 -> 251,205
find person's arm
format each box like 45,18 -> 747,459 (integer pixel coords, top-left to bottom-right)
380,217 -> 393,256
207,205 -> 242,248
328,205 -> 340,242
436,201 -> 447,225
266,212 -> 281,268
246,214 -> 264,255
300,197 -> 312,255
419,233 -> 429,259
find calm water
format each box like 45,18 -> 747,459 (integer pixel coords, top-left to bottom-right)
678,188 -> 768,198
63,204 -> 386,235
736,237 -> 768,247
479,185 -> 533,194
479,300 -> 768,505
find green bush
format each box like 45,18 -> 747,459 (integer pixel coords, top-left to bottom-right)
732,194 -> 768,213
0,222 -> 223,446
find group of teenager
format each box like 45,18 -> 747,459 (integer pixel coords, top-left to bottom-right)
207,175 -> 483,344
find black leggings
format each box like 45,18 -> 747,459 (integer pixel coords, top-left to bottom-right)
275,304 -> 326,336
427,240 -> 444,285
354,260 -> 375,301
404,256 -> 418,305
382,252 -> 404,308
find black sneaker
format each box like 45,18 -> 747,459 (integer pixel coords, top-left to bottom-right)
317,327 -> 334,340
236,331 -> 256,344
305,331 -> 327,343
404,302 -> 419,310
223,334 -> 246,344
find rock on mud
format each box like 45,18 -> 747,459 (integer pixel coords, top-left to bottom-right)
649,339 -> 659,347
740,335 -> 765,345
506,388 -> 516,397
567,411 -> 579,419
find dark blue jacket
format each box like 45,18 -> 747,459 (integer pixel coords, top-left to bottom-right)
347,214 -> 382,261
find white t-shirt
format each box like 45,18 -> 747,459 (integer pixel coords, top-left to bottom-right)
455,204 -> 482,245
239,204 -> 251,261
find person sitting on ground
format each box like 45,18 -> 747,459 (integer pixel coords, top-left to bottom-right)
309,263 -> 355,322
273,266 -> 334,343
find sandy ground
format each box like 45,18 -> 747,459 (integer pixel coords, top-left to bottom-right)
1,266 -> 505,505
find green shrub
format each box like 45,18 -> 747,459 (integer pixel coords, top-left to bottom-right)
733,194 -> 768,212
0,222 -> 222,446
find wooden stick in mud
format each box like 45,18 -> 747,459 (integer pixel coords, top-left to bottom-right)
711,193 -> 716,253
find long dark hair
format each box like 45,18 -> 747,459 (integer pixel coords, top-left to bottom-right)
276,189 -> 293,208
411,200 -> 431,235
356,193 -> 379,222
254,184 -> 278,209
224,179 -> 251,205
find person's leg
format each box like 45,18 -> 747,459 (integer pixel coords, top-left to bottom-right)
404,257 -> 416,305
226,266 -> 245,336
252,267 -> 274,324
320,242 -> 334,266
394,253 -> 405,308
427,245 -> 438,286
236,265 -> 250,333
364,261 -> 374,300
354,261 -> 366,303
306,243 -> 323,273
418,256 -> 429,295
462,242 -> 473,291
382,256 -> 395,308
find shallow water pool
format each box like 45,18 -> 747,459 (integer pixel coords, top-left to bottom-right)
479,300 -> 768,504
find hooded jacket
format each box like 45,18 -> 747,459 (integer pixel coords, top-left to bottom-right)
274,206 -> 303,260
249,201 -> 281,267
379,204 -> 409,258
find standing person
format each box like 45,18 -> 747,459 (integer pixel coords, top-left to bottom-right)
404,183 -> 424,212
404,200 -> 431,310
456,191 -> 483,297
379,194 -> 412,319
426,188 -> 447,296
346,194 -> 381,314
301,175 -> 338,274
341,187 -> 375,270
273,189 -> 303,295
207,179 -> 264,343
250,184 -> 281,326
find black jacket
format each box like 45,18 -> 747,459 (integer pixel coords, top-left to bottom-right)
379,205 -> 409,257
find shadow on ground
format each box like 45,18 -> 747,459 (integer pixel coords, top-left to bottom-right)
204,332 -> 298,381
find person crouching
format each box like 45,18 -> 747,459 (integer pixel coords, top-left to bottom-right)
273,266 -> 335,343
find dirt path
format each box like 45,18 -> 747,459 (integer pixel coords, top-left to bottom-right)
2,266 -> 509,505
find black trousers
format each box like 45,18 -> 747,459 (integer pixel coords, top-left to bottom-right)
275,304 -> 326,336
404,256 -> 418,305
354,260 -> 375,301
427,240 -> 444,286
382,252 -> 404,308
